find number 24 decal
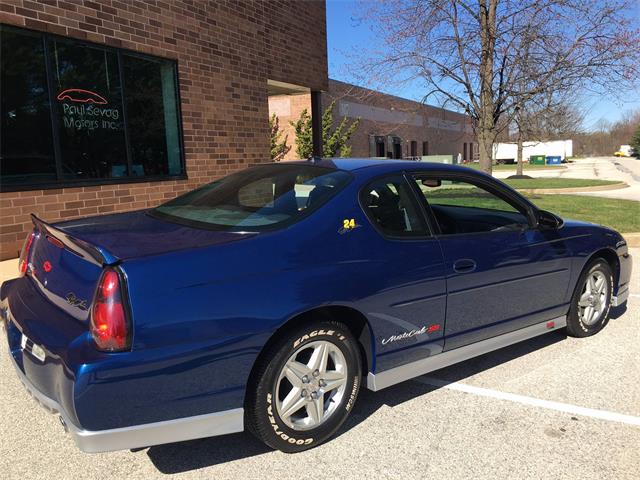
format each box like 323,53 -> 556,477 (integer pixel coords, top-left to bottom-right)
339,218 -> 361,235
343,218 -> 356,229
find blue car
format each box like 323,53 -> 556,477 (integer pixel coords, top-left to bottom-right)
1,159 -> 632,453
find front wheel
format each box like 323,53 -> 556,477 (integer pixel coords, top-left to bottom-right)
245,321 -> 362,452
566,258 -> 613,337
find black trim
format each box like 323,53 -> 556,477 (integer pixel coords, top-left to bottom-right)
0,23 -> 186,191
42,34 -> 64,182
117,50 -> 134,176
404,172 -> 438,235
311,91 -> 323,157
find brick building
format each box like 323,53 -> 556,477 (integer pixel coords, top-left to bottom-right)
0,0 -> 327,260
269,79 -> 477,161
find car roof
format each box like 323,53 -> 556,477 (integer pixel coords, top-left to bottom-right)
285,157 -> 482,175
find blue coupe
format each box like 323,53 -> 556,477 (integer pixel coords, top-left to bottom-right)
1,159 -> 632,453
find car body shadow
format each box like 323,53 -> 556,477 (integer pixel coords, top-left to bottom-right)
609,303 -> 628,319
146,329 -> 566,474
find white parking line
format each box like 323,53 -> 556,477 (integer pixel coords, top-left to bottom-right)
416,376 -> 640,426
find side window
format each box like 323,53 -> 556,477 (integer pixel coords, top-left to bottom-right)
361,176 -> 427,237
411,176 -> 528,235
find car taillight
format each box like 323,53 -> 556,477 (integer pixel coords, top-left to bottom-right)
90,268 -> 131,352
18,230 -> 36,277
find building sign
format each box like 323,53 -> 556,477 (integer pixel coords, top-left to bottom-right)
57,88 -> 121,132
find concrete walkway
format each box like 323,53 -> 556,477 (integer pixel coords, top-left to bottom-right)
493,156 -> 640,201
0,259 -> 18,285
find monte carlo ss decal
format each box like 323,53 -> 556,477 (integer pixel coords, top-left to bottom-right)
381,324 -> 441,345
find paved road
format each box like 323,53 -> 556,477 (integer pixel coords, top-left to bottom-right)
494,156 -> 640,201
1,253 -> 639,480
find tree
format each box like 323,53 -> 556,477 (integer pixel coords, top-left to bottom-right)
269,114 -> 290,161
289,109 -> 314,158
513,93 -> 585,175
290,101 -> 360,158
574,109 -> 640,156
631,123 -> 640,158
357,0 -> 640,174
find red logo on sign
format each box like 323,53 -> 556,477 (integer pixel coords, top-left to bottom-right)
43,261 -> 52,273
56,88 -> 108,105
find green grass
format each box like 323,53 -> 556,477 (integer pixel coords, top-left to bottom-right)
464,163 -> 565,171
502,178 -> 620,189
524,194 -> 640,233
418,186 -> 640,232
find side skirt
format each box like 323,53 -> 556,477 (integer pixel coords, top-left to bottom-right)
367,316 -> 566,391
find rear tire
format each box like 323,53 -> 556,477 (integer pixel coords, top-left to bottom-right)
245,321 -> 362,453
566,258 -> 613,337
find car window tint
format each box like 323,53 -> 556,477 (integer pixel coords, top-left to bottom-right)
412,176 -> 528,235
153,164 -> 351,230
361,176 -> 426,237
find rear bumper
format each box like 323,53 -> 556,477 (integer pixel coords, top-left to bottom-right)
9,350 -> 244,452
2,278 -> 245,453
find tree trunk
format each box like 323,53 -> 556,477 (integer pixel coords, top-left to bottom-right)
516,130 -> 524,176
477,0 -> 498,175
477,126 -> 494,174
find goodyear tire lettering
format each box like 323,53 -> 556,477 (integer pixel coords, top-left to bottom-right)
293,329 -> 336,348
266,392 -> 313,445
346,375 -> 359,411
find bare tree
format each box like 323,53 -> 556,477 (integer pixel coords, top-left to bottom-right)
512,92 -> 585,175
575,109 -> 640,156
356,0 -> 640,173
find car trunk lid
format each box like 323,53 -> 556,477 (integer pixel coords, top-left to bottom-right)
26,212 -> 254,321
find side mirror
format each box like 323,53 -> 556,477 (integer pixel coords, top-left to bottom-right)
421,179 -> 442,188
537,210 -> 563,230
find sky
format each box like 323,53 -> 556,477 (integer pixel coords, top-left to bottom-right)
325,0 -> 640,131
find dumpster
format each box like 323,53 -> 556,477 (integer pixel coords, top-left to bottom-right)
529,155 -> 546,165
546,156 -> 562,165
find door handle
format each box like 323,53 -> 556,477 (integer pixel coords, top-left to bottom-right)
453,258 -> 477,274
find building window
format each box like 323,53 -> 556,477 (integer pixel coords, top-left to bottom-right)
422,141 -> 429,156
463,143 -> 468,161
0,25 -> 184,190
369,135 -> 386,158
389,136 -> 402,159
410,140 -> 417,158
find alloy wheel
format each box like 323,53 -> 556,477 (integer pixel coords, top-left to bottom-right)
275,340 -> 348,431
578,270 -> 608,326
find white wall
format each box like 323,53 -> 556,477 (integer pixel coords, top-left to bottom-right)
493,140 -> 573,161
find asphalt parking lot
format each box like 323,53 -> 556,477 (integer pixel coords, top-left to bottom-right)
1,250 -> 638,480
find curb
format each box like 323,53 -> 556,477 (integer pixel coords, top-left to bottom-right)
516,182 -> 628,194
623,233 -> 640,248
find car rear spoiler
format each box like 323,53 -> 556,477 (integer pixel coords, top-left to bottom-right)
30,214 -> 120,267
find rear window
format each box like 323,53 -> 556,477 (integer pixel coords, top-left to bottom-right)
151,164 -> 352,230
